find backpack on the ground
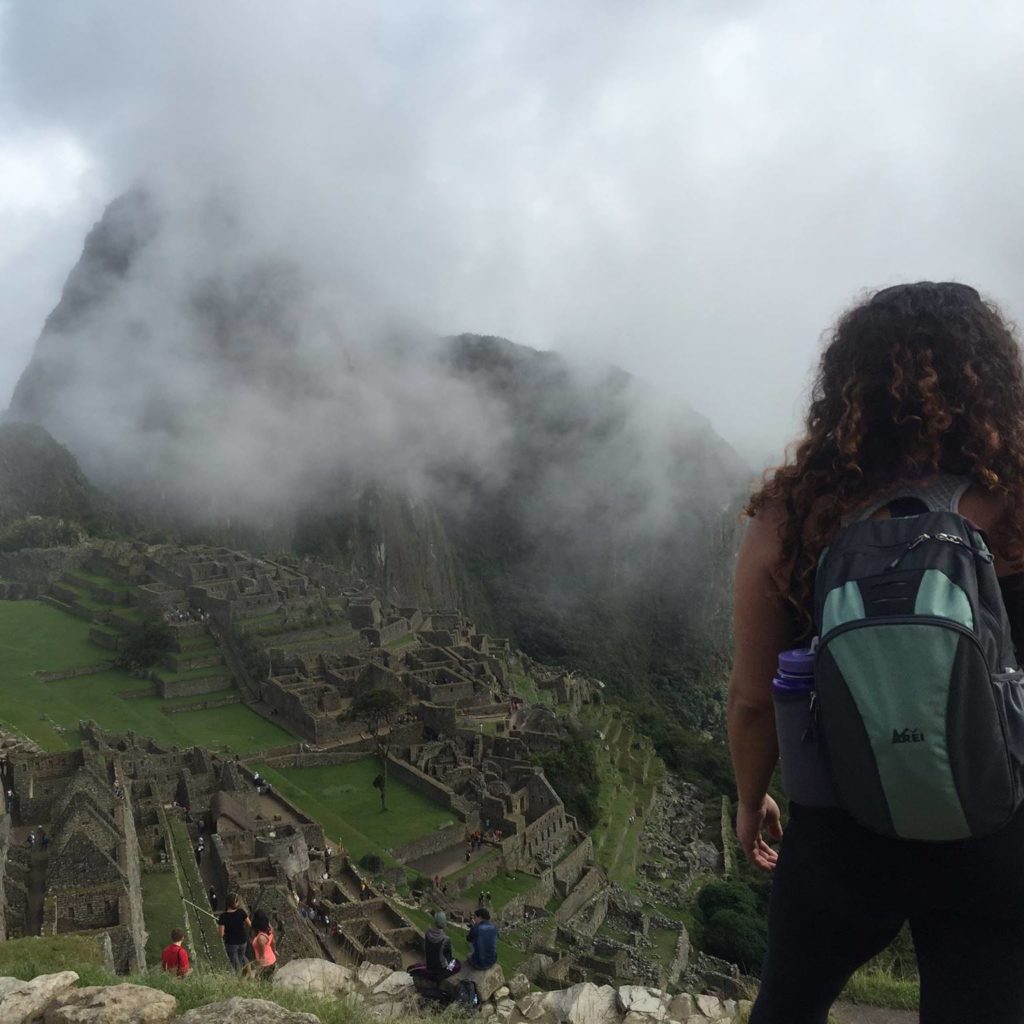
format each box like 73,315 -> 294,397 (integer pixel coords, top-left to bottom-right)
814,504 -> 1024,840
455,980 -> 480,1011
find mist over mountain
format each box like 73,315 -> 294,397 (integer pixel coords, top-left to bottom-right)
8,190 -> 749,726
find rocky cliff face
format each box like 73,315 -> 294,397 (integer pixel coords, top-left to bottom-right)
0,422 -> 122,535
7,191 -> 749,722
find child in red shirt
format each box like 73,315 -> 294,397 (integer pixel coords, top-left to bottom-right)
161,929 -> 192,977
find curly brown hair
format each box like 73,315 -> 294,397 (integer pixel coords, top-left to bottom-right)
748,281 -> 1024,622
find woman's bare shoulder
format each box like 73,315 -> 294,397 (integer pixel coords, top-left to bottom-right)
959,485 -> 1007,532
739,503 -> 790,593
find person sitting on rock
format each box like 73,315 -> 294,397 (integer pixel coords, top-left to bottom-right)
411,911 -> 462,984
467,907 -> 499,970
161,929 -> 192,978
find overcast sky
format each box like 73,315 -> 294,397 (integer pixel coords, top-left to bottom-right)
2,1 -> 1024,466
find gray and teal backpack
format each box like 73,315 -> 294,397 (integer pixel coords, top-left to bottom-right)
814,475 -> 1024,841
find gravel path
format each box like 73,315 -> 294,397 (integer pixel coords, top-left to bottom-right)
833,1002 -> 918,1023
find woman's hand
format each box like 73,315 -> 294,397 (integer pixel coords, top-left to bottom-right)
736,795 -> 783,871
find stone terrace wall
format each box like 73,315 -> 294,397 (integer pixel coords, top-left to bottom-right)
500,871 -> 553,924
554,867 -> 604,923
157,675 -> 231,699
36,662 -> 114,682
445,850 -> 504,896
0,546 -> 89,585
390,821 -> 464,864
118,780 -> 148,971
385,756 -> 470,820
553,836 -> 594,893
261,750 -> 370,769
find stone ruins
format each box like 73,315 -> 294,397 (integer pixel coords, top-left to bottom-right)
0,540 -> 681,991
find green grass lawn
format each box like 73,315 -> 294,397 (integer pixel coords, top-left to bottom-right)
0,601 -> 293,753
68,569 -> 134,592
463,870 -> 540,910
254,760 -> 457,862
142,870 -> 186,964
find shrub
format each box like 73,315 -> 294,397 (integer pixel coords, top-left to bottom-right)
697,880 -> 757,921
359,853 -> 383,873
530,723 -> 600,828
115,618 -> 174,671
702,908 -> 768,974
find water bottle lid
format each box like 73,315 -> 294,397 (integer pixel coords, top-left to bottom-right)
778,647 -> 815,676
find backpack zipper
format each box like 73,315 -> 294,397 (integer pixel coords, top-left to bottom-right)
887,532 -> 994,570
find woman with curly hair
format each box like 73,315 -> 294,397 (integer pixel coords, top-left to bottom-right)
730,281 -> 1024,1023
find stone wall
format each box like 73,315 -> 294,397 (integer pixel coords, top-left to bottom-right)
89,628 -> 121,651
118,779 -> 149,972
500,871 -> 553,924
0,814 -> 10,941
554,866 -> 604,923
261,750 -> 370,769
164,651 -> 222,673
36,662 -> 114,682
416,702 -> 458,736
259,679 -> 322,742
390,821 -> 464,864
553,837 -> 594,893
444,850 -> 503,896
361,617 -> 410,647
385,756 -> 467,819
0,546 -> 89,585
157,674 -> 231,699
522,804 -> 569,862
661,925 -> 691,990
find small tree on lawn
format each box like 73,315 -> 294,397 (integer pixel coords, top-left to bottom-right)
350,688 -> 406,812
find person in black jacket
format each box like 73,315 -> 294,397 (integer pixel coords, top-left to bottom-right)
412,911 -> 461,983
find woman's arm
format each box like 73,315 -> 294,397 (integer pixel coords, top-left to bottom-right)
727,513 -> 794,870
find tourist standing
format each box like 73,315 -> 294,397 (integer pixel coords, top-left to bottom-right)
732,282 -> 1024,1022
245,909 -> 277,978
161,929 -> 192,978
218,893 -> 251,971
467,907 -> 498,969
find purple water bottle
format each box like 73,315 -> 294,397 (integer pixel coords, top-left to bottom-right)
772,648 -> 839,807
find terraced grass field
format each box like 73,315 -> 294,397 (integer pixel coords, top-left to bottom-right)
0,600 -> 293,753
584,703 -> 665,886
254,760 -> 457,862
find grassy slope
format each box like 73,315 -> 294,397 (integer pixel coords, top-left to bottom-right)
0,601 -> 291,753
583,703 -> 664,887
142,871 -> 185,964
255,761 -> 457,862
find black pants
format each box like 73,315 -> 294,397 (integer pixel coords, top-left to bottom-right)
750,802 -> 1024,1024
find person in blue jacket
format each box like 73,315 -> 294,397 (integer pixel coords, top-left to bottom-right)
467,906 -> 498,969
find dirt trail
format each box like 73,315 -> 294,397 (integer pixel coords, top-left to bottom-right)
833,1002 -> 917,1023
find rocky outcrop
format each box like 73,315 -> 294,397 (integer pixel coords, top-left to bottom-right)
0,972 -> 80,1024
44,984 -> 177,1024
176,1000 -> 320,1024
0,968 -> 754,1024
273,960 -> 417,1019
441,964 -> 505,1002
